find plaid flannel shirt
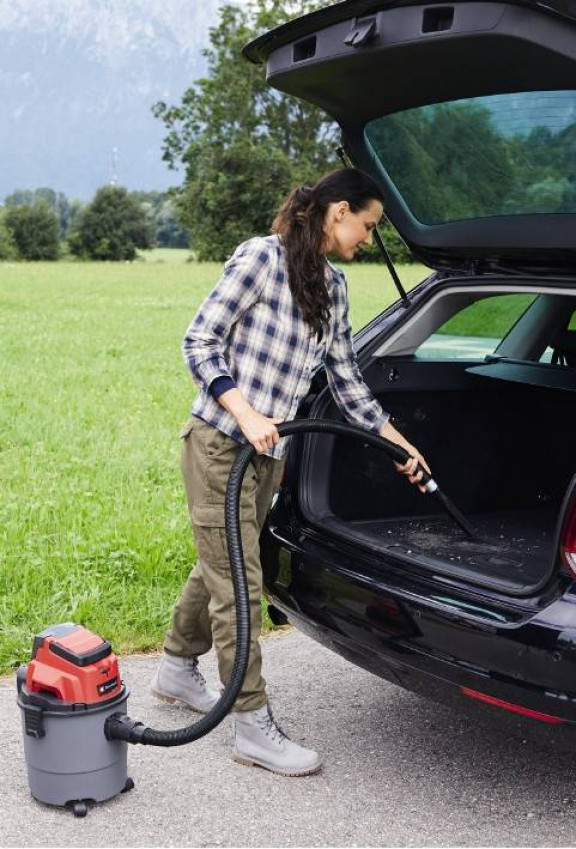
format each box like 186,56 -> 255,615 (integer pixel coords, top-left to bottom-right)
183,234 -> 389,459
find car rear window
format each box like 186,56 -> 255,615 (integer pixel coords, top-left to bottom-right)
365,91 -> 576,225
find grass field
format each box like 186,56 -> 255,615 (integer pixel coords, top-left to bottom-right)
138,248 -> 193,263
0,254 -> 428,671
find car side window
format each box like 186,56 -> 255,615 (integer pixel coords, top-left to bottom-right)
415,293 -> 536,360
541,310 -> 576,365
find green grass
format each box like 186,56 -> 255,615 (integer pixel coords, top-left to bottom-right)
0,259 -> 427,671
137,248 -> 192,263
439,293 -> 537,338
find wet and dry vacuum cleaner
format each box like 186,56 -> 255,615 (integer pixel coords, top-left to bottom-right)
17,419 -> 473,816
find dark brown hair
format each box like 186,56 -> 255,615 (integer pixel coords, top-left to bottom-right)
271,168 -> 384,338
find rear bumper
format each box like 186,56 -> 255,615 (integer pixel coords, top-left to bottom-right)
271,603 -> 576,726
261,509 -> 576,725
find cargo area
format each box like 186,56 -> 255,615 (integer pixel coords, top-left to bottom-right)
321,507 -> 556,593
303,365 -> 576,594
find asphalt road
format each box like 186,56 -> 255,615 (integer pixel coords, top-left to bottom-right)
2,628 -> 576,847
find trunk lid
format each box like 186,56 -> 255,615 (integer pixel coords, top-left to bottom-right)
244,0 -> 576,273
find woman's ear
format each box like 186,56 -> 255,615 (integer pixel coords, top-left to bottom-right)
336,201 -> 349,221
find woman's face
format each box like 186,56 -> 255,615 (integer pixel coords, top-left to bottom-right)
323,199 -> 384,261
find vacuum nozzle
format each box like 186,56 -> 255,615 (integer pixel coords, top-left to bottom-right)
375,441 -> 476,539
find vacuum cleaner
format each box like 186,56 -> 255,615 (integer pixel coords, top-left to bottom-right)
17,418 -> 473,816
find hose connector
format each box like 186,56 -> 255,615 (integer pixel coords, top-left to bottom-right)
105,713 -> 148,745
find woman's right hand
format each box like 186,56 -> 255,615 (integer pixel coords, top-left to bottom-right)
237,408 -> 282,455
380,420 -> 431,494
216,388 -> 281,454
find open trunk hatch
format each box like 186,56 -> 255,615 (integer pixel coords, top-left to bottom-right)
245,0 -> 576,273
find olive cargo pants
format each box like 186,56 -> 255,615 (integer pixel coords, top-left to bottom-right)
164,416 -> 286,711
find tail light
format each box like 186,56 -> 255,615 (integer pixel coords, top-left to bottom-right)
560,502 -> 576,577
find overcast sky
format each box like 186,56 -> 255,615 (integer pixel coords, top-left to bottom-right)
0,0 -> 234,200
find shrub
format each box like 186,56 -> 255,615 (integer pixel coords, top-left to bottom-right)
4,204 -> 60,260
69,186 -> 153,261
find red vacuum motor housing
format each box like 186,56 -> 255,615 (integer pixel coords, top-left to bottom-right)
26,622 -> 122,704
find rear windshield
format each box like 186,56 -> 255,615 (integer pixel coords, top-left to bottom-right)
365,91 -> 576,225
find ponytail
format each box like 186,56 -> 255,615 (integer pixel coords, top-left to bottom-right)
271,169 -> 383,338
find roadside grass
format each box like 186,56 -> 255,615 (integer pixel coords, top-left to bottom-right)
0,259 -> 430,671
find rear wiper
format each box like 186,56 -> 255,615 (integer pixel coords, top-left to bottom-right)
335,146 -> 411,309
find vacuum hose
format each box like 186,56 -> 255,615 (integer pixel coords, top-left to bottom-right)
105,418 -> 470,747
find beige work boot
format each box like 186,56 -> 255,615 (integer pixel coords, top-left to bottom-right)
151,652 -> 220,713
232,704 -> 322,776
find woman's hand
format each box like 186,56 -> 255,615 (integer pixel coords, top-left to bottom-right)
237,408 -> 282,455
380,420 -> 431,494
216,387 -> 281,454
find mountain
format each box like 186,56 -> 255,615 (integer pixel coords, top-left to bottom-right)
0,0 -> 227,200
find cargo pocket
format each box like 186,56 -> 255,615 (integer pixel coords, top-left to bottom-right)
191,503 -> 229,570
179,418 -> 196,440
203,425 -> 238,459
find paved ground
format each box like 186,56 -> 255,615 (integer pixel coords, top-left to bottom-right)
2,628 -> 576,847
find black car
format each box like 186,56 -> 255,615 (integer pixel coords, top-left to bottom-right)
245,0 -> 576,725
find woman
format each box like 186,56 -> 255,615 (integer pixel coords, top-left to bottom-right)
151,168 -> 430,777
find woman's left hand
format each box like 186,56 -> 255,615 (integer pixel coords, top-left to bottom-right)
379,421 -> 431,494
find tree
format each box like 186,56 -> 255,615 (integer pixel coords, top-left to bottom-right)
153,0 -> 340,261
0,210 -> 17,260
69,186 -> 154,261
4,187 -> 77,239
66,198 -> 85,237
155,197 -> 189,249
176,140 -> 295,259
129,190 -> 189,248
4,189 -> 34,207
4,204 -> 60,260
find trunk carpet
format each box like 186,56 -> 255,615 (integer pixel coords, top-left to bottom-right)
324,507 -> 558,591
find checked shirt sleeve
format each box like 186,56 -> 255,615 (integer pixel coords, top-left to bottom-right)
182,238 -> 270,393
324,272 -> 390,434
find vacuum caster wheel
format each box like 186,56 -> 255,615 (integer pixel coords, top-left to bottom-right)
73,801 -> 88,818
122,778 -> 135,793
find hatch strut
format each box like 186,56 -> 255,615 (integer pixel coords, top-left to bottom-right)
336,146 -> 410,308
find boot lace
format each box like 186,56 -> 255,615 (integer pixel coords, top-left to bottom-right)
257,706 -> 288,744
185,657 -> 207,688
